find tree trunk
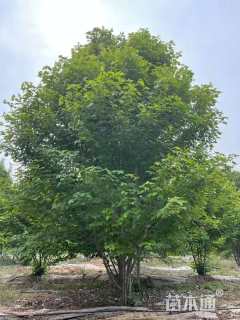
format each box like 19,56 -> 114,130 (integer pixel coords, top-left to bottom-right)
135,257 -> 141,292
233,243 -> 240,266
102,254 -> 136,305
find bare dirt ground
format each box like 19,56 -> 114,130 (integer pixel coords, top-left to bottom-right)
0,257 -> 240,319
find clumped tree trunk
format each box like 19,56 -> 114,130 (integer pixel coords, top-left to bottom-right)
102,253 -> 136,305
189,240 -> 208,276
233,243 -> 240,266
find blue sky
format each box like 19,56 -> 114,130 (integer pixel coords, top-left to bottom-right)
0,0 -> 239,163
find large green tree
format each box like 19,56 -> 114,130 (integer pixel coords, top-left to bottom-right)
1,28 -> 225,303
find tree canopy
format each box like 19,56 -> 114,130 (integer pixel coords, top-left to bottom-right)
3,28 -> 223,180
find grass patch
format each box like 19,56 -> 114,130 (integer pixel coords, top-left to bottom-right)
209,254 -> 240,276
143,255 -> 193,268
201,280 -> 225,291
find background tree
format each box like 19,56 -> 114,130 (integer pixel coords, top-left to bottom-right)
150,148 -> 237,275
1,163 -> 76,276
218,169 -> 240,266
0,161 -> 13,255
217,168 -> 240,267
